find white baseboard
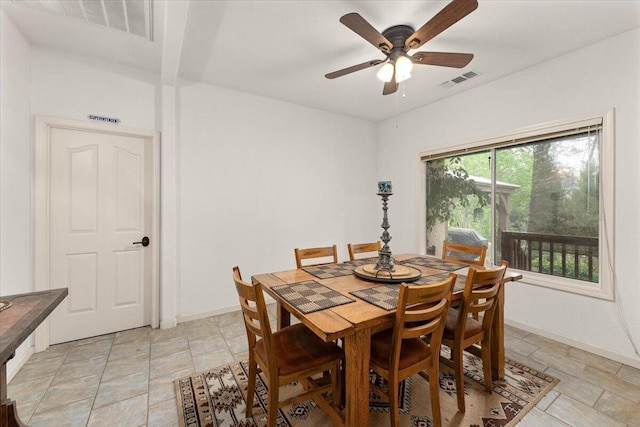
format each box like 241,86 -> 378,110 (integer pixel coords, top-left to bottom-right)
176,304 -> 241,324
505,319 -> 640,369
159,318 -> 177,329
6,346 -> 35,383
170,294 -> 276,327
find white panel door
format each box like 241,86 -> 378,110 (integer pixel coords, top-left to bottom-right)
49,127 -> 153,344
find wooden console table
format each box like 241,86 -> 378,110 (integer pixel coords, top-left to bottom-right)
0,288 -> 68,427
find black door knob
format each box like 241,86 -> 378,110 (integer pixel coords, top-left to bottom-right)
133,236 -> 150,247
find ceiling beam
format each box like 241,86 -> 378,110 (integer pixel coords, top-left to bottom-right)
160,0 -> 189,86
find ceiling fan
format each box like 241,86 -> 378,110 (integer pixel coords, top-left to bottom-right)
325,0 -> 478,95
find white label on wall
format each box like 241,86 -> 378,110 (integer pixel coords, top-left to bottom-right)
88,115 -> 120,124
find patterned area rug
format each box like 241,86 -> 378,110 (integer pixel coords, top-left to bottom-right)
175,348 -> 558,427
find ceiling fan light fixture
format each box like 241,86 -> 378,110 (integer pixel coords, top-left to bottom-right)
396,71 -> 412,83
395,55 -> 413,83
376,62 -> 395,82
326,0 -> 478,95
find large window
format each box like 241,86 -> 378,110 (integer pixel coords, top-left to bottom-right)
422,111 -> 614,299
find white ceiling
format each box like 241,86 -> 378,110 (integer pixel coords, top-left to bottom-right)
3,0 -> 640,122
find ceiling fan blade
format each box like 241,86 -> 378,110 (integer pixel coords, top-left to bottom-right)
382,74 -> 398,95
340,13 -> 393,53
405,0 -> 478,50
411,52 -> 474,68
325,59 -> 384,79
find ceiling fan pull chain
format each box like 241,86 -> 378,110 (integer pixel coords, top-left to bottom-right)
402,81 -> 406,98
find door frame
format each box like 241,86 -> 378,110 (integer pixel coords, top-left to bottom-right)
34,115 -> 160,351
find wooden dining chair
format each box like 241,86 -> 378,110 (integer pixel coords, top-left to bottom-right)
442,241 -> 487,266
294,245 -> 338,268
369,274 -> 456,427
347,241 -> 381,261
440,261 -> 508,413
233,267 -> 343,426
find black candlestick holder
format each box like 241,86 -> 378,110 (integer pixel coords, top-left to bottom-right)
375,192 -> 395,273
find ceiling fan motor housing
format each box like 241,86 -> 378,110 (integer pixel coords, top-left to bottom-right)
381,25 -> 415,59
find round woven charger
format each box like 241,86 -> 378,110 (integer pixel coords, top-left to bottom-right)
354,264 -> 422,283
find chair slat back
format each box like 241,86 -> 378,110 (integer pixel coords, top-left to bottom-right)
466,285 -> 501,315
347,241 -> 381,261
233,267 -> 276,364
295,245 -> 338,268
401,299 -> 449,339
390,274 -> 455,367
442,241 -> 487,266
458,261 -> 508,335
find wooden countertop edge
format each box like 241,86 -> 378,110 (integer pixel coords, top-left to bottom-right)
0,288 -> 68,365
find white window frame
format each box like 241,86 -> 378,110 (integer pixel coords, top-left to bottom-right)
419,110 -> 615,300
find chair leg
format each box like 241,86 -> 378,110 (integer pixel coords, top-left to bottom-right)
454,347 -> 466,413
332,360 -> 342,408
246,358 -> 257,418
481,340 -> 493,393
429,364 -> 442,427
389,377 -> 400,427
267,377 -> 279,427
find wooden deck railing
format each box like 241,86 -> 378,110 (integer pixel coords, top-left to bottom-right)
500,231 -> 599,282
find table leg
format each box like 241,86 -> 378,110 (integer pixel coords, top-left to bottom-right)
1,363 -> 28,427
343,328 -> 370,427
276,303 -> 290,330
491,283 -> 505,380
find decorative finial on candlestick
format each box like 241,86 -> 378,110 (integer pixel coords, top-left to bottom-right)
352,181 -> 420,283
375,181 -> 395,273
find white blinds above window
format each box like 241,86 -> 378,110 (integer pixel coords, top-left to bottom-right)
420,116 -> 603,161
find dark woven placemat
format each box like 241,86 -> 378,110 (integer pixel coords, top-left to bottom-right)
302,263 -> 357,279
349,273 -> 467,311
302,258 -> 380,279
349,285 -> 400,311
414,272 -> 467,292
400,257 -> 469,271
346,257 -> 379,266
271,280 -> 355,314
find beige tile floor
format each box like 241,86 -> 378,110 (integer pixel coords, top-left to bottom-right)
8,306 -> 640,426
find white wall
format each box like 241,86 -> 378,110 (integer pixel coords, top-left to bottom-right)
1,41 -> 160,377
18,45 -> 380,324
376,28 -> 640,366
0,11 -> 32,296
0,11 -> 33,378
177,81 -> 379,318
30,48 -> 158,130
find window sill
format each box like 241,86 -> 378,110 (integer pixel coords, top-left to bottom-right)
511,268 -> 613,300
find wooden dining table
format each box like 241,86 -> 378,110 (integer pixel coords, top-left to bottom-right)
252,254 -> 522,427
1,288 -> 68,427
